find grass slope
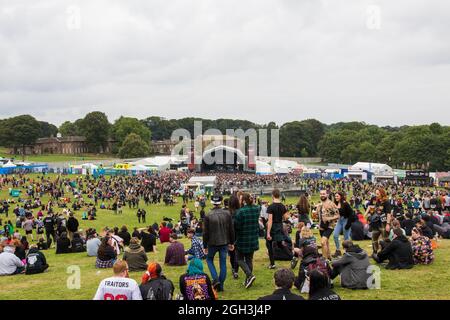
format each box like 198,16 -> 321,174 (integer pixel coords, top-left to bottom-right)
0,175 -> 449,300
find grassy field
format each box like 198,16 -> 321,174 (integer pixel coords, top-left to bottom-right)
0,175 -> 449,300
0,147 -> 114,163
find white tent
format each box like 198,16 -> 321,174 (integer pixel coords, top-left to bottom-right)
132,156 -> 172,171
350,162 -> 394,176
81,163 -> 98,170
188,176 -> 217,187
256,160 -> 273,175
2,161 -> 17,168
273,159 -> 303,174
130,164 -> 152,171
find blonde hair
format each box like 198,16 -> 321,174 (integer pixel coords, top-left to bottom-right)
300,226 -> 313,238
113,260 -> 128,275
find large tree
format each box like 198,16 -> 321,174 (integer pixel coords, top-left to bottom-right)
38,121 -> 58,138
111,116 -> 151,145
78,112 -> 111,153
0,115 -> 41,159
118,133 -> 150,158
59,121 -> 81,136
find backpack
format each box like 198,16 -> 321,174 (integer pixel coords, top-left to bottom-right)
307,257 -> 331,277
144,278 -> 173,300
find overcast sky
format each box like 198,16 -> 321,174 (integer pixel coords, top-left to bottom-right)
1,0 -> 449,127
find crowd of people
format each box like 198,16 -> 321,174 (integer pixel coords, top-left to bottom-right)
0,172 -> 449,300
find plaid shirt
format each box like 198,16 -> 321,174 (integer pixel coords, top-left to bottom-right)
186,236 -> 206,259
234,205 -> 260,254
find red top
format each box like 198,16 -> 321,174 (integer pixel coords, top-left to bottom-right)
159,227 -> 172,243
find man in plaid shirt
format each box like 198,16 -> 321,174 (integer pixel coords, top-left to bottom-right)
234,193 -> 260,289
185,228 -> 206,260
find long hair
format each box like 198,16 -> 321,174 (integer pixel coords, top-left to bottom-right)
376,188 -> 388,202
97,237 -> 110,257
228,195 -> 241,215
309,269 -> 330,297
242,193 -> 254,206
296,195 -> 310,214
334,191 -> 346,204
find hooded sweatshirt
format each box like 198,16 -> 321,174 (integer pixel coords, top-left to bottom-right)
123,243 -> 148,272
25,248 -> 48,275
332,245 -> 370,289
376,235 -> 414,270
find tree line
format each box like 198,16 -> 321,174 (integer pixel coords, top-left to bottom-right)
0,112 -> 448,171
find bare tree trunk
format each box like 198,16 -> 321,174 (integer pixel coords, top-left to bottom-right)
22,145 -> 26,162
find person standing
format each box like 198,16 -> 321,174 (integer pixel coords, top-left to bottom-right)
234,193 -> 260,289
266,189 -> 291,269
316,189 -> 339,260
332,192 -> 354,257
67,212 -> 79,241
203,194 -> 235,292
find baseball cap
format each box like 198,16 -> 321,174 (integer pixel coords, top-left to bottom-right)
211,194 -> 223,205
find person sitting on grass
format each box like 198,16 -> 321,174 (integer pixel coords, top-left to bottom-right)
123,237 -> 148,272
330,240 -> 370,289
86,230 -> 101,257
410,227 -> 434,265
294,246 -> 331,293
258,268 -> 304,300
93,260 -> 142,300
25,244 -> 49,275
71,232 -> 86,253
140,262 -> 175,300
13,238 -> 27,262
37,237 -> 49,251
164,233 -> 186,266
0,245 -> 25,276
140,227 -> 157,253
159,222 -> 172,244
308,269 -> 341,300
185,228 -> 206,260
179,258 -> 216,301
96,237 -> 117,269
56,232 -> 71,254
372,228 -> 414,270
291,225 -> 317,269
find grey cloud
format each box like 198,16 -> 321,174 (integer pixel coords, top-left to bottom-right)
0,0 -> 449,126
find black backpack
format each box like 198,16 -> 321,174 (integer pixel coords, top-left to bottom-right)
144,278 -> 173,300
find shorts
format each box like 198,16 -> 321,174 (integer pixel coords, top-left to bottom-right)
319,228 -> 333,239
25,230 -> 33,235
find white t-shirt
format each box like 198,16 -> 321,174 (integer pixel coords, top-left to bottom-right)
93,277 -> 142,300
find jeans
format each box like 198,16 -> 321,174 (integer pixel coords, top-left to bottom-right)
236,250 -> 254,278
334,217 -> 351,250
206,245 -> 228,290
228,249 -> 239,273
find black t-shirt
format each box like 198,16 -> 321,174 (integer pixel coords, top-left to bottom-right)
267,203 -> 287,224
309,288 -> 341,301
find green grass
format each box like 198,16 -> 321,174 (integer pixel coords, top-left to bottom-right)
0,147 -> 115,163
0,174 -> 449,300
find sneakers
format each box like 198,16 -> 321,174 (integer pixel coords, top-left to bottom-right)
290,257 -> 298,269
232,271 -> 239,279
244,275 -> 256,289
332,250 -> 342,258
212,279 -> 221,291
268,264 -> 276,270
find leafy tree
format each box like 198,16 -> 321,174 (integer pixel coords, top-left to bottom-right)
78,112 -> 111,153
111,117 -> 151,145
118,133 -> 150,158
59,121 -> 81,136
38,121 -> 58,138
0,115 -> 41,159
